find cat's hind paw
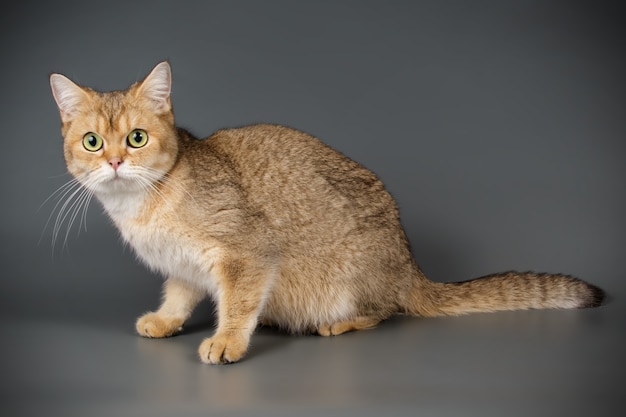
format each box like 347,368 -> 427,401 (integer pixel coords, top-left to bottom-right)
317,316 -> 380,336
136,312 -> 184,338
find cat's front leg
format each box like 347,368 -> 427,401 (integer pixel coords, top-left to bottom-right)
136,278 -> 205,338
198,256 -> 274,364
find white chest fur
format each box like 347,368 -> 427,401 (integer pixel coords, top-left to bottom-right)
97,188 -> 221,294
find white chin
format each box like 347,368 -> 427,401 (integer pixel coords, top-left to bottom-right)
95,176 -> 142,194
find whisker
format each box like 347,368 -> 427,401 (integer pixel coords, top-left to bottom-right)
45,171 -> 76,180
63,185 -> 95,248
41,163 -> 193,253
79,188 -> 95,234
142,166 -> 196,204
52,185 -> 89,252
41,171 -> 100,253
38,174 -> 82,213
39,175 -> 86,246
131,167 -> 191,220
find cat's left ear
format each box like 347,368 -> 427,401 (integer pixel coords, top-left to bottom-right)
136,61 -> 172,113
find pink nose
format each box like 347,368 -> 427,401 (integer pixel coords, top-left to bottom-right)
108,157 -> 123,171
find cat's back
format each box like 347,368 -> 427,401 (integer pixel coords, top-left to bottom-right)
181,123 -> 400,241
206,123 -> 395,213
205,123 -> 342,172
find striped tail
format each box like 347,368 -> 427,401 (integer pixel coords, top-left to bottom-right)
406,271 -> 605,317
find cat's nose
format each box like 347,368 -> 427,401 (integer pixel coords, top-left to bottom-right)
108,157 -> 123,171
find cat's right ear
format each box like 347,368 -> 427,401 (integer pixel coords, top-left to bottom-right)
50,74 -> 89,123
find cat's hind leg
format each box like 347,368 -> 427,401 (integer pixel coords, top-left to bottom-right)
317,316 -> 380,336
136,278 -> 205,338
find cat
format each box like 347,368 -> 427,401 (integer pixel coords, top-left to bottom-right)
49,61 -> 605,364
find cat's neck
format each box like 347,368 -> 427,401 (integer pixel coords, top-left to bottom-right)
95,181 -> 151,223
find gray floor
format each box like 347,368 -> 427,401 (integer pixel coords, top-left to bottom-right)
1,1 -> 624,416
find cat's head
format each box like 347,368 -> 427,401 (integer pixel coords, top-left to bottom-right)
50,61 -> 178,195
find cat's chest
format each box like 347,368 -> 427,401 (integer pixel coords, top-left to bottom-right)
111,204 -> 221,290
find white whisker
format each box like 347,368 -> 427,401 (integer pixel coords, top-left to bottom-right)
130,166 -> 192,221
63,185 -> 95,247
40,171 -> 99,253
79,188 -> 95,233
53,185 -> 90,251
40,175 -> 84,245
38,174 -> 82,214
41,162 -> 191,254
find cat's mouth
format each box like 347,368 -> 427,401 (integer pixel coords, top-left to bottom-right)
107,165 -> 134,182
85,164 -> 161,194
105,170 -> 125,182
90,169 -> 135,191
92,176 -> 142,196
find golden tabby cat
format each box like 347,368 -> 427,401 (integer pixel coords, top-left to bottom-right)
49,61 -> 604,364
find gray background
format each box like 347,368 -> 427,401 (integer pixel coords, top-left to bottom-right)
1,1 -> 624,416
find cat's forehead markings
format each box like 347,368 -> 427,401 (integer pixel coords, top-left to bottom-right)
96,91 -> 131,134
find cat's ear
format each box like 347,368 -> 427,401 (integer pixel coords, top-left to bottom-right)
50,73 -> 90,123
136,61 -> 172,113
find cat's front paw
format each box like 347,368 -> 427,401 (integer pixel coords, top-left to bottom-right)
198,333 -> 249,364
136,312 -> 184,338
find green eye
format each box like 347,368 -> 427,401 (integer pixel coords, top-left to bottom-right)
83,132 -> 103,152
127,129 -> 148,148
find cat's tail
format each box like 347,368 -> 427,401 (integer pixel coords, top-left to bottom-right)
404,270 -> 605,317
